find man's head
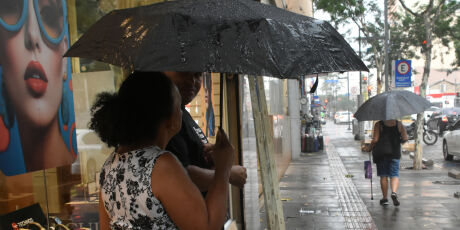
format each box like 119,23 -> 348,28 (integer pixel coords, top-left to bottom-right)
164,72 -> 203,106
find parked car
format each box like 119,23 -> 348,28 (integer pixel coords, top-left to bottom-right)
410,106 -> 440,121
442,120 -> 460,161
426,107 -> 460,136
334,111 -> 353,124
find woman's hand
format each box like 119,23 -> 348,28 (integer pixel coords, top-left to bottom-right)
210,128 -> 234,172
229,165 -> 247,188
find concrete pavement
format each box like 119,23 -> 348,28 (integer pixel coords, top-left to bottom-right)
259,122 -> 460,230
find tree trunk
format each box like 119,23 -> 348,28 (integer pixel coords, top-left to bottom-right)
376,62 -> 383,94
413,14 -> 433,170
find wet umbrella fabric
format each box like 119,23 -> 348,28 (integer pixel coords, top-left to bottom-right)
64,0 -> 368,78
354,90 -> 431,121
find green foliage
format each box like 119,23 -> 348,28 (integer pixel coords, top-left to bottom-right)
314,0 -> 385,75
453,17 -> 460,67
76,0 -> 106,35
76,0 -> 112,72
390,0 -> 460,67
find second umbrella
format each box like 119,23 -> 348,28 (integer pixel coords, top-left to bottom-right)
354,90 -> 432,121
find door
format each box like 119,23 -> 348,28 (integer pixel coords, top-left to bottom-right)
449,121 -> 460,155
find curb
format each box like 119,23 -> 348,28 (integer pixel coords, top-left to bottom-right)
448,169 -> 460,179
409,152 -> 434,166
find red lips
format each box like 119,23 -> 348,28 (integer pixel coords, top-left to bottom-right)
24,61 -> 48,97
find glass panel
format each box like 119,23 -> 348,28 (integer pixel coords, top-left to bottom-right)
240,75 -> 291,229
240,76 -> 259,230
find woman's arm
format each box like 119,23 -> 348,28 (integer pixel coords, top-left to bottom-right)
152,129 -> 233,230
99,191 -> 111,230
366,122 -> 380,151
152,153 -> 230,230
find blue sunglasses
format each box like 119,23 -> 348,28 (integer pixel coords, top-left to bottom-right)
0,0 -> 67,44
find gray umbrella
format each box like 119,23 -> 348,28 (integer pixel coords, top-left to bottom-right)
64,0 -> 368,78
354,90 -> 432,121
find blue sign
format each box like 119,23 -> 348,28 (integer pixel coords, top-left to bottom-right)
325,79 -> 338,84
395,60 -> 411,87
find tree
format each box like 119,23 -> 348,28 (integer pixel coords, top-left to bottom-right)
314,0 -> 386,94
392,0 -> 460,169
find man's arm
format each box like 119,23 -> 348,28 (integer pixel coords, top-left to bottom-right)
398,122 -> 409,142
187,165 -> 247,192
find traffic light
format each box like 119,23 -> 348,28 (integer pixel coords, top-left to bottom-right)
367,85 -> 372,97
421,40 -> 428,53
363,76 -> 367,84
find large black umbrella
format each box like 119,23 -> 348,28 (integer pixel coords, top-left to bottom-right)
354,90 -> 432,121
65,0 -> 368,78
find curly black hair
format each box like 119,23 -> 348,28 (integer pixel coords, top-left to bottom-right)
89,71 -> 174,147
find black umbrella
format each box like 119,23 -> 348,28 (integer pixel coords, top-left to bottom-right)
354,90 -> 432,121
64,0 -> 368,78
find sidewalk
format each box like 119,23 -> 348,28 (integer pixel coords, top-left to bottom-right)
259,123 -> 460,230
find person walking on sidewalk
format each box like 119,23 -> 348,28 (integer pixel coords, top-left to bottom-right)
366,120 -> 408,206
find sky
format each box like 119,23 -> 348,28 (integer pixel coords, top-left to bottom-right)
311,9 -> 368,96
311,1 -> 390,96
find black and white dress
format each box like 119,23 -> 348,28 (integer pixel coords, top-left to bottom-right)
99,146 -> 178,230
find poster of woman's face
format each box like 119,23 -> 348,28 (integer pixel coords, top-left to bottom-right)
0,0 -> 77,176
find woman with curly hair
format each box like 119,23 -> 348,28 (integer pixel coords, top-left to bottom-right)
93,71 -> 234,230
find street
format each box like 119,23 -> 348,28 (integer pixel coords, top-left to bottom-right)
260,120 -> 460,230
327,121 -> 460,229
422,132 -> 460,168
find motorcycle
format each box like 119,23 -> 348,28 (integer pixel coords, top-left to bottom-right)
405,121 -> 438,145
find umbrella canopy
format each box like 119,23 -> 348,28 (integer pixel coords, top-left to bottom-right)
354,90 -> 432,121
65,0 -> 368,78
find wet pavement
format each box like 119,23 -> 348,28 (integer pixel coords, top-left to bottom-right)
258,121 -> 460,229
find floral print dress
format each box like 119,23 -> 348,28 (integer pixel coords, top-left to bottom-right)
99,146 -> 178,229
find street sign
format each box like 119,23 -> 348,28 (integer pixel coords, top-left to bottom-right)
395,60 -> 411,87
325,79 -> 338,84
311,95 -> 321,107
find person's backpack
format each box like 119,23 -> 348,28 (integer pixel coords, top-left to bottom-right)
372,121 -> 400,163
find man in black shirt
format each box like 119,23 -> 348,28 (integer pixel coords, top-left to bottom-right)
164,72 -> 247,192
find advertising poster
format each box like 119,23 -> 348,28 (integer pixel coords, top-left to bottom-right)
0,0 -> 77,176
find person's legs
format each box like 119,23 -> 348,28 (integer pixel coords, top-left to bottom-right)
380,177 -> 389,198
376,160 -> 390,205
389,158 -> 401,206
390,177 -> 399,193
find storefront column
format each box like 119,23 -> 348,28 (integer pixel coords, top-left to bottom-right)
288,80 -> 301,160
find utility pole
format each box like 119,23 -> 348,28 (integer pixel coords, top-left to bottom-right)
347,72 -> 351,130
384,0 -> 390,91
357,28 -> 364,140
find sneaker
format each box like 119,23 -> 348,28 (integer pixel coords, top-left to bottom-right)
391,192 -> 400,206
380,198 -> 389,206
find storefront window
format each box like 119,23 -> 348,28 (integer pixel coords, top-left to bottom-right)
0,1 -> 210,229
240,75 -> 291,229
0,2 -> 226,229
